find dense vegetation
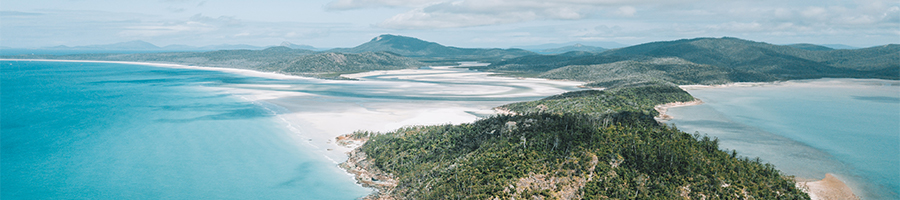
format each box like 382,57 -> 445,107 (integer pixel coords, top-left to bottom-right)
537,57 -> 769,86
500,83 -> 694,117
475,37 -> 899,85
349,83 -> 808,199
4,47 -> 422,79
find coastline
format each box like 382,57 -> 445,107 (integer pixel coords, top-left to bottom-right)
669,79 -> 900,199
3,59 -> 588,198
7,59 -> 879,199
797,174 -> 860,200
653,99 -> 703,122
0,59 -> 312,81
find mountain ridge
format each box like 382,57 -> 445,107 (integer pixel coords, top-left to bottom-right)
476,37 -> 898,84
330,34 -> 536,62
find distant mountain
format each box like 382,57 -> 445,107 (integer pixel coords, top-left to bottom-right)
37,41 -> 269,51
474,37 -> 898,84
330,34 -> 536,62
540,44 -> 607,54
195,44 -> 265,50
821,44 -> 858,49
513,41 -> 629,51
47,40 -> 162,50
4,46 -> 420,79
787,43 -> 833,51
280,42 -> 319,51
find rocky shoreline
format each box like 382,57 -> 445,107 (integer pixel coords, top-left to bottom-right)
337,135 -> 399,200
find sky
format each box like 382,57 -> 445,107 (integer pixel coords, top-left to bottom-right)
2,0 -> 898,49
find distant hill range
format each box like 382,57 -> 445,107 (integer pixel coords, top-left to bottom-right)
4,46 -> 420,79
329,34 -> 535,62
17,40 -> 322,51
539,44 -> 607,54
475,37 -> 898,85
786,43 -> 835,51
3,35 -> 896,83
513,41 -> 629,51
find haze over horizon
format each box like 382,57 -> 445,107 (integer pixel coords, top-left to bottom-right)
2,0 -> 897,49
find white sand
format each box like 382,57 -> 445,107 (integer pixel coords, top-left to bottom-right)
252,68 -> 584,162
797,174 -> 860,200
7,59 -> 584,163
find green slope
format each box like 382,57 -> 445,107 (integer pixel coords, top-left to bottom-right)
475,37 -> 898,85
345,84 -> 809,199
330,34 -> 536,62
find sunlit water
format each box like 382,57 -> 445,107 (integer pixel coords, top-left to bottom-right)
666,79 -> 900,199
1,60 -> 583,199
1,61 -> 371,199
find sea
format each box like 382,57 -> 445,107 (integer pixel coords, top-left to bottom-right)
666,79 -> 900,199
4,60 -> 897,199
1,60 -> 371,199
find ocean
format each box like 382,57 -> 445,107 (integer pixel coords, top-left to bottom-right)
666,79 -> 900,199
1,61 -> 370,199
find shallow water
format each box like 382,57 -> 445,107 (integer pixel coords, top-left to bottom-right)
2,61 -> 584,199
1,61 -> 370,199
666,79 -> 900,199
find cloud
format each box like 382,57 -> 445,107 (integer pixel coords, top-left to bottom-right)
119,14 -> 240,37
615,6 -> 636,17
326,0 -> 440,10
375,0 -> 664,29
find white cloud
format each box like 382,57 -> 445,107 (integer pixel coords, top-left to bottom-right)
326,0 -> 441,10
119,14 -> 239,37
374,0 -> 668,29
615,6 -> 636,17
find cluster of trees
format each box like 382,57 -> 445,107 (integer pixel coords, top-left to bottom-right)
355,84 -> 809,199
501,83 -> 695,117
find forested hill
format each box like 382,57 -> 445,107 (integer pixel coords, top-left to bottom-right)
3,47 -> 422,79
474,37 -> 898,85
329,34 -> 536,62
342,83 -> 809,199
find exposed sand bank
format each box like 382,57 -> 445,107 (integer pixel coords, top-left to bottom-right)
5,59 -> 583,162
654,99 -> 703,122
798,174 -> 860,200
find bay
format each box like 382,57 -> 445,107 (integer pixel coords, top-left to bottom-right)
666,79 -> 900,199
1,60 -> 370,199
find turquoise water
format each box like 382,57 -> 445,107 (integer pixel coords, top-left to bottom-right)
1,61 -> 370,199
666,80 -> 900,199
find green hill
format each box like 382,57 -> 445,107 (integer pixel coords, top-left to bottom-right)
474,37 -> 898,85
787,43 -> 834,51
260,51 -> 422,77
330,34 -> 536,62
540,44 -> 607,54
4,47 -> 422,79
342,84 -> 809,199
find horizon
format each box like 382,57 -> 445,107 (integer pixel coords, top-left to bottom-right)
1,35 -> 889,51
2,0 -> 898,49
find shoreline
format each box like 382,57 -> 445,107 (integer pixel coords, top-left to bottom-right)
0,59 -> 313,81
3,59 -> 586,195
670,80 -> 899,199
797,174 -> 860,200
653,99 -> 704,122
6,59 -> 876,199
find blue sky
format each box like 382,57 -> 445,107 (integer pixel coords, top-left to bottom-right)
2,0 -> 897,48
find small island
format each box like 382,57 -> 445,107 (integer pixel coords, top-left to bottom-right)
339,83 -> 810,199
